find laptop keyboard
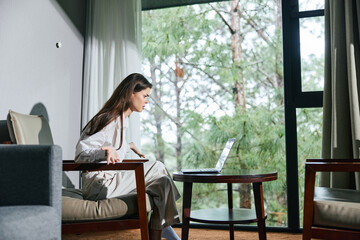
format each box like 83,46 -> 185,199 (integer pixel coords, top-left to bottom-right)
182,168 -> 219,173
197,168 -> 217,172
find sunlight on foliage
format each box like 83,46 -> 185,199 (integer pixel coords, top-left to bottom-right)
141,0 -> 324,227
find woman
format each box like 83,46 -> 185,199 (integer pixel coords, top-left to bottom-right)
75,73 -> 181,240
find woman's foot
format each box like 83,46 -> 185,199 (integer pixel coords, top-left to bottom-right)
161,226 -> 181,240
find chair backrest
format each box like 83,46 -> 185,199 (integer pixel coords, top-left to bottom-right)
7,110 -> 54,144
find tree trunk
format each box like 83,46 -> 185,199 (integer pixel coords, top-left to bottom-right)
275,0 -> 284,90
230,0 -> 246,112
150,65 -> 165,163
229,0 -> 251,208
174,62 -> 183,170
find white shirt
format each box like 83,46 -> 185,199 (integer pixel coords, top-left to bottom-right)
75,115 -> 130,163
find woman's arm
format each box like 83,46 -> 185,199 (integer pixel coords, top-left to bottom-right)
75,121 -> 118,164
129,142 -> 146,158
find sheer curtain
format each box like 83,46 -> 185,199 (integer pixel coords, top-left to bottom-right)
321,0 -> 360,189
82,0 -> 142,156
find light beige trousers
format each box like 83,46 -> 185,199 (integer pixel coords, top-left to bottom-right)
82,161 -> 181,230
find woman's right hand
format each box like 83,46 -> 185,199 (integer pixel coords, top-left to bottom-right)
101,146 -> 120,165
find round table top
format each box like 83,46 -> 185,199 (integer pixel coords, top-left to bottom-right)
173,169 -> 277,183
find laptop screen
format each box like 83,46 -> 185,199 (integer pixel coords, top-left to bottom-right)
215,138 -> 236,170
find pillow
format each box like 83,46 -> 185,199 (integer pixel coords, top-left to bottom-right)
7,110 -> 54,144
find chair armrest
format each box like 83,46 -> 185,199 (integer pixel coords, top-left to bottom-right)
63,159 -> 149,171
306,159 -> 360,172
123,159 -> 149,163
62,159 -> 148,171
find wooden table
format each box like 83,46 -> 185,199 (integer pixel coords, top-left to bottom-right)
173,169 -> 277,240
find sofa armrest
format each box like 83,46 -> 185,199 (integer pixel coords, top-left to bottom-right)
0,145 -> 62,212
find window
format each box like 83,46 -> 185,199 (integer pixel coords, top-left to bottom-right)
141,0 -> 325,232
142,0 -> 286,228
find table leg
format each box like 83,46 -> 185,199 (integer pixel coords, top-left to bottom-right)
253,182 -> 266,240
227,183 -> 234,240
181,182 -> 193,240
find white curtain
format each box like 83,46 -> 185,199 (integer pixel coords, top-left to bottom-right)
82,0 -> 142,156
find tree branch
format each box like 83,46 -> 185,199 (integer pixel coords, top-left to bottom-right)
209,3 -> 236,34
181,60 -> 232,95
149,95 -> 199,141
243,12 -> 273,46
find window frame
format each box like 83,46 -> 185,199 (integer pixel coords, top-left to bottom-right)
282,0 -> 324,231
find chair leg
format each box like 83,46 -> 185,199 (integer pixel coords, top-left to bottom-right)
302,165 -> 316,240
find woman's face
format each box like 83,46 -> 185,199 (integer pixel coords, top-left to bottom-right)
130,87 -> 151,112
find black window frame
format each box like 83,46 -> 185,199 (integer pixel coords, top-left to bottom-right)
282,0 -> 324,232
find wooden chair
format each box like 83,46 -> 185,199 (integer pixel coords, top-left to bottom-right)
62,160 -> 149,239
303,159 -> 360,240
5,110 -> 151,239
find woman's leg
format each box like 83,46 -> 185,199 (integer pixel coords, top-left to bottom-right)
107,161 -> 180,199
150,229 -> 162,240
102,161 -> 180,232
146,175 -> 180,230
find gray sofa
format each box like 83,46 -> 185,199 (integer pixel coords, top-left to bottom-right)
0,145 -> 62,240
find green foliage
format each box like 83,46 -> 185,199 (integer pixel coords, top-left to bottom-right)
296,108 -> 323,225
141,0 -> 323,227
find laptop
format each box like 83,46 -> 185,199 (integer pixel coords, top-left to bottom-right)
181,138 -> 236,174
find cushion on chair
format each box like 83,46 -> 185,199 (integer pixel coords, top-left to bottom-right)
0,205 -> 60,240
313,187 -> 360,230
62,188 -> 152,223
7,110 -> 54,144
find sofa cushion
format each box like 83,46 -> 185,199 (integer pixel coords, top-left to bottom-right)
0,205 -> 60,240
62,188 -> 152,223
7,110 -> 53,144
313,186 -> 360,230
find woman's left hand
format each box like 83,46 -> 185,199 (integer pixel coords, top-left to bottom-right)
129,142 -> 145,158
137,152 -> 146,158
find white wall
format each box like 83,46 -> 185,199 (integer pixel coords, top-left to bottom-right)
0,0 -> 87,187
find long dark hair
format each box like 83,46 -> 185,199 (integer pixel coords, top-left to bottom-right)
83,73 -> 152,149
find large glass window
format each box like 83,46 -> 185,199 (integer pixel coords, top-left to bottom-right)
141,0 -> 325,231
141,0 -> 286,228
299,0 -> 324,12
300,17 -> 324,92
296,108 -> 322,227
297,0 -> 325,228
